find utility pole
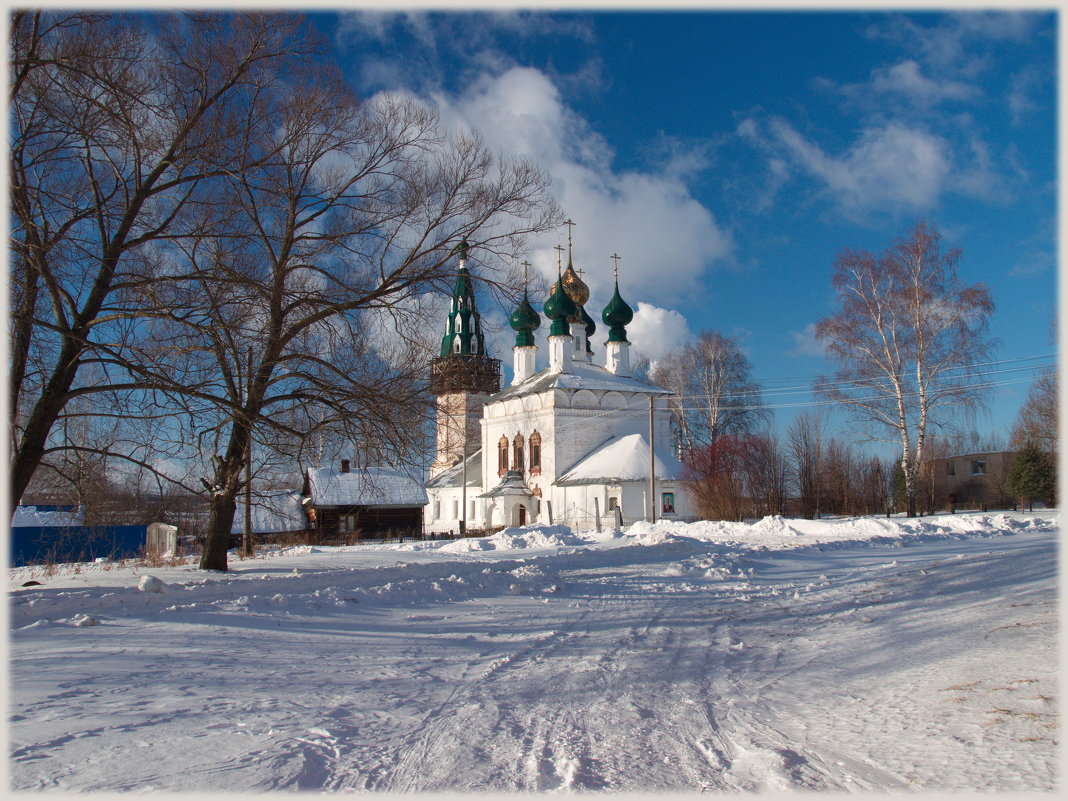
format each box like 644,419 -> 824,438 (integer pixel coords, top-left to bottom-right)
243,346 -> 253,558
649,395 -> 656,523
459,406 -> 467,538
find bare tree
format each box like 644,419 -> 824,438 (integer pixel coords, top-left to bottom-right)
149,77 -> 558,570
652,331 -> 768,456
742,433 -> 790,517
815,221 -> 995,517
786,409 -> 828,519
8,11 -> 321,510
1010,370 -> 1057,455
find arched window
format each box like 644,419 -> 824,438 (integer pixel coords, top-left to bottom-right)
529,430 -> 542,475
498,436 -> 509,476
513,434 -> 525,475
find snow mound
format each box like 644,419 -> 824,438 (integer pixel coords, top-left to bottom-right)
748,515 -> 804,537
486,525 -> 587,551
428,525 -> 586,553
623,521 -> 680,544
138,575 -> 164,593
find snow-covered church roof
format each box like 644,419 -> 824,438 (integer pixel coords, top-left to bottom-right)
307,467 -> 428,508
490,358 -> 671,403
555,433 -> 685,486
425,449 -> 482,490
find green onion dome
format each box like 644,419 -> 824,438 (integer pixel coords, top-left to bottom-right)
602,279 -> 634,343
543,274 -> 577,337
509,289 -> 541,348
580,304 -> 596,352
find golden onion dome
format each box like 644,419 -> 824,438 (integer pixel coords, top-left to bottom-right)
560,258 -> 589,308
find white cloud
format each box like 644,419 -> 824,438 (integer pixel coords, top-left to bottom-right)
758,117 -> 951,218
868,60 -> 979,108
338,12 -> 731,313
627,302 -> 693,364
422,67 -> 731,311
789,323 -> 828,359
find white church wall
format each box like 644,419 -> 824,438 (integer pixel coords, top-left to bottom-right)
424,485 -> 485,535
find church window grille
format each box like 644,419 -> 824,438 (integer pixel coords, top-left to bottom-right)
513,434 -> 525,475
529,431 -> 542,475
498,436 -> 509,476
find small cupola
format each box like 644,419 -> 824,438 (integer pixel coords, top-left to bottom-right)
509,273 -> 541,385
543,273 -> 577,336
603,277 -> 634,342
509,260 -> 541,349
602,255 -> 634,376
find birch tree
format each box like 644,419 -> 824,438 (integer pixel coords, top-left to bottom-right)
652,331 -> 767,455
814,221 -> 995,517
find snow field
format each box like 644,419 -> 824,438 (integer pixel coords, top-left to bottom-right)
6,512 -> 1059,792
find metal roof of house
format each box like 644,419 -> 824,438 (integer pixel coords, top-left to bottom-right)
307,466 -> 428,508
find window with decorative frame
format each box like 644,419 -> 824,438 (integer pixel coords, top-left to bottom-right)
513,434 -> 525,475
498,436 -> 509,476
529,430 -> 542,475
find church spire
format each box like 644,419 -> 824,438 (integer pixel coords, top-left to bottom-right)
603,253 -> 634,342
439,238 -> 488,358
509,262 -> 540,348
509,259 -> 540,384
603,253 -> 634,376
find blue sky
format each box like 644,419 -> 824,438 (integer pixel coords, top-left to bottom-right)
315,7 -> 1057,446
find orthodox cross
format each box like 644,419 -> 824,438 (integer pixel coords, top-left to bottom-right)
520,259 -> 532,288
554,244 -> 565,275
564,218 -> 576,249
610,253 -> 622,281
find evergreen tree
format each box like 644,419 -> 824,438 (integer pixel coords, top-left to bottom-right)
1005,443 -> 1055,511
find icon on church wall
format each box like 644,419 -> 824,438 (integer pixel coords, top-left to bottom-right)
661,493 -> 675,515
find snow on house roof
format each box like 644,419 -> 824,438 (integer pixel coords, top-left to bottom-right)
425,449 -> 482,490
307,467 -> 428,508
555,433 -> 685,486
490,359 -> 670,403
231,491 -> 306,535
12,505 -> 84,527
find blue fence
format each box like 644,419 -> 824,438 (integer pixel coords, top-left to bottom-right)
9,525 -> 148,567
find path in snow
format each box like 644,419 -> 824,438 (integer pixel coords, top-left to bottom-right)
7,515 -> 1058,792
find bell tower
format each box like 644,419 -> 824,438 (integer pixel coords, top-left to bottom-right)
428,240 -> 501,477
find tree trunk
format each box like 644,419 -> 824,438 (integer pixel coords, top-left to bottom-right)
202,493 -> 238,571
902,459 -> 917,518
9,338 -> 83,508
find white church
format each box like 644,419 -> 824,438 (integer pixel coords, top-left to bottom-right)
424,234 -> 693,534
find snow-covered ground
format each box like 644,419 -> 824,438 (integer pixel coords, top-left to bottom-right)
6,512 -> 1059,792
